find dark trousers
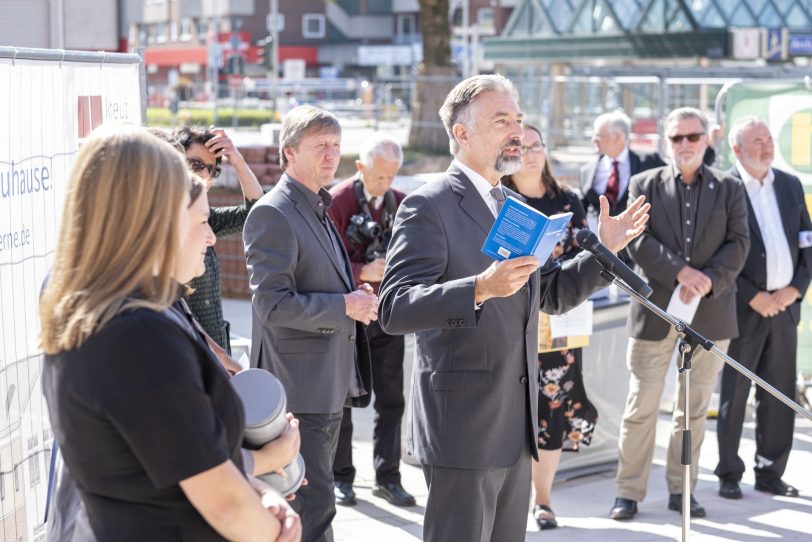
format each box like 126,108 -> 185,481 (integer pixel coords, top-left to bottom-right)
715,309 -> 797,483
291,411 -> 343,542
421,450 -> 532,542
333,321 -> 406,485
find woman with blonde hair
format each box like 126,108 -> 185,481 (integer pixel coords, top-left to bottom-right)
40,125 -> 297,541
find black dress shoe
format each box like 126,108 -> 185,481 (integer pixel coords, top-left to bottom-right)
719,479 -> 743,500
610,497 -> 638,520
334,481 -> 357,506
668,493 -> 706,518
755,478 -> 800,497
372,482 -> 416,507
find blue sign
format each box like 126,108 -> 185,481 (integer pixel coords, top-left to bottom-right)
789,34 -> 812,56
765,28 -> 786,62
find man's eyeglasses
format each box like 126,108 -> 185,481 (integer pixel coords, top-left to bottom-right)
521,143 -> 545,155
187,158 -> 221,179
668,132 -> 705,144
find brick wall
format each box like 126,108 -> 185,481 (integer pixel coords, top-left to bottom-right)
210,144 -> 282,298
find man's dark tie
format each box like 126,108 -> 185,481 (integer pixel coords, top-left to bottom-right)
490,186 -> 506,214
605,160 -> 620,208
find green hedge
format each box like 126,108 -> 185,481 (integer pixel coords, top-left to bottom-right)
147,107 -> 279,127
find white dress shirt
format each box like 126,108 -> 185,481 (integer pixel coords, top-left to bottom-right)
453,159 -> 504,217
737,162 -> 793,291
594,147 -> 631,197
363,185 -> 383,211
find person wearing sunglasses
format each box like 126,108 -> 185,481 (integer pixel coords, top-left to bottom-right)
174,126 -> 263,354
610,107 -> 750,521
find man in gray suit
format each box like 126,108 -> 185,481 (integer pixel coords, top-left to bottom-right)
378,74 -> 651,542
610,107 -> 750,521
243,105 -> 377,542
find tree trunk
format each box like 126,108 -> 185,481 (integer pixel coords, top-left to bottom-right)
408,0 -> 457,153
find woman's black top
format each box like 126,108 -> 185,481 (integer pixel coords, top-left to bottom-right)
43,307 -> 245,541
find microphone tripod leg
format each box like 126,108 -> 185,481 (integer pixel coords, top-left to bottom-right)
679,339 -> 693,542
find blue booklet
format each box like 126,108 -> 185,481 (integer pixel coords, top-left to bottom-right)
481,196 -> 573,266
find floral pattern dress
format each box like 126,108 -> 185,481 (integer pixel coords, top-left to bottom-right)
523,188 -> 598,452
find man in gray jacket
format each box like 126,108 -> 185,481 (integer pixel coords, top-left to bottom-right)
378,74 -> 651,542
244,105 -> 377,542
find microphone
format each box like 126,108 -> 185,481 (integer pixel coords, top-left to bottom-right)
575,229 -> 653,298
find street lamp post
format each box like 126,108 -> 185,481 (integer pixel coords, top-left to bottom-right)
270,0 -> 279,118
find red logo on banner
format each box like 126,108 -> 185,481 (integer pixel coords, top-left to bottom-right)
77,96 -> 103,139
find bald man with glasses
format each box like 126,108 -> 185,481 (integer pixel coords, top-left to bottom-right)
609,107 -> 750,521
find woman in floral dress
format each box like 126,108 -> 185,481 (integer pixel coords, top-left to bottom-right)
502,124 -> 598,530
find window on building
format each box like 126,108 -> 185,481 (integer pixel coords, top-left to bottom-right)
397,14 -> 415,37
155,22 -> 168,43
477,7 -> 495,31
302,14 -> 326,39
170,21 -> 178,41
197,19 -> 209,41
180,18 -> 193,41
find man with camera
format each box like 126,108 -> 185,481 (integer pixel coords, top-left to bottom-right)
328,134 -> 415,507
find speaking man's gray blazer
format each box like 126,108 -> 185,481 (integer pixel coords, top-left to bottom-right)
243,174 -> 372,414
378,164 -> 606,470
625,165 -> 750,341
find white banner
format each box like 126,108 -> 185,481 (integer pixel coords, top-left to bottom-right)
0,55 -> 141,541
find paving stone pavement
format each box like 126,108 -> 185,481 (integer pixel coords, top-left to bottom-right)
224,299 -> 812,541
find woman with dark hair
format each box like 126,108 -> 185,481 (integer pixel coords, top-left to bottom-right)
502,124 -> 598,531
174,126 -> 263,353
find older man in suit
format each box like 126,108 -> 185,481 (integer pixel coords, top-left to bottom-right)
715,117 -> 812,500
378,74 -> 651,542
580,111 -> 665,218
243,105 -> 376,542
610,107 -> 750,521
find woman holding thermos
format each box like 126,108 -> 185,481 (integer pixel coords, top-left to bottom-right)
40,125 -> 300,541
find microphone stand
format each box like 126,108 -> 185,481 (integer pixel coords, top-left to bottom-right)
597,269 -> 812,542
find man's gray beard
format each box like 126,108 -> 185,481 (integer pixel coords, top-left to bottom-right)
495,152 -> 522,175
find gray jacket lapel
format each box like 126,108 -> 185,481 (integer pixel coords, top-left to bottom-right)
280,176 -> 353,290
447,165 -> 495,236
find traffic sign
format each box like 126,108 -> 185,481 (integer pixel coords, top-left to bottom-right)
789,34 -> 812,56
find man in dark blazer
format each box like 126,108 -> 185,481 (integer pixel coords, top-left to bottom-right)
610,107 -> 750,521
715,117 -> 812,500
580,111 -> 665,218
243,105 -> 376,542
378,74 -> 651,542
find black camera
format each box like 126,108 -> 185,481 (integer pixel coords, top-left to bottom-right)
346,214 -> 382,246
